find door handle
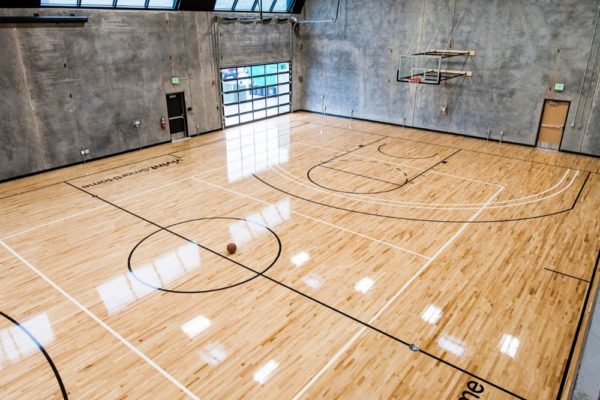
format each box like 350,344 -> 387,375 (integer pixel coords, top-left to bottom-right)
541,124 -> 564,129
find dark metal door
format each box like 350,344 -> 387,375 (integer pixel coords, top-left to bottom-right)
166,93 -> 187,137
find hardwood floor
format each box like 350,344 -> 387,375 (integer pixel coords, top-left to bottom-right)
0,112 -> 598,399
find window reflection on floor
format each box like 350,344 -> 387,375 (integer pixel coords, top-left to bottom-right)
0,313 -> 55,365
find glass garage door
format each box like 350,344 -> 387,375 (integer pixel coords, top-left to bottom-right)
220,62 -> 291,127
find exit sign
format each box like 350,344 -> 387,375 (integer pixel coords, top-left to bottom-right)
555,83 -> 564,92
171,76 -> 180,85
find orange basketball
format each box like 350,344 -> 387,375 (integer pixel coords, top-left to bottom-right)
226,243 -> 237,255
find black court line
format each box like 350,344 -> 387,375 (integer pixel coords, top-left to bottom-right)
320,165 -> 406,186
65,182 -> 281,295
570,172 -> 591,208
555,250 -> 600,400
66,181 -> 525,399
301,117 -> 598,174
317,137 -> 386,166
307,164 -> 407,195
544,268 -> 590,283
403,149 -> 461,185
0,311 -> 68,399
306,148 -> 457,196
254,154 -> 591,224
0,182 -> 65,201
377,143 -> 439,160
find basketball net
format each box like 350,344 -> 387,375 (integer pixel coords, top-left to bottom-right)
408,76 -> 421,95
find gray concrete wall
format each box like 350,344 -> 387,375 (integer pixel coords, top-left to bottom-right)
0,8 -> 298,181
0,9 -> 224,181
218,20 -> 292,67
296,0 -> 600,156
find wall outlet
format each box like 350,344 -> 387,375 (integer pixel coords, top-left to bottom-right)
85,149 -> 90,155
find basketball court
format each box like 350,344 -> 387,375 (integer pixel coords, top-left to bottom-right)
0,112 -> 598,399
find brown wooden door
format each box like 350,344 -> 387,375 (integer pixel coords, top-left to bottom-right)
536,100 -> 569,150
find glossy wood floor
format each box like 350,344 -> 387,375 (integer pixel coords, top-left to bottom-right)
0,111 -> 599,400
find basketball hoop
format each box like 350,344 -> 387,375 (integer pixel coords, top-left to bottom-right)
408,76 -> 421,96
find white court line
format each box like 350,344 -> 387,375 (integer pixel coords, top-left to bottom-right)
0,240 -> 200,400
272,162 -> 579,210
290,185 -> 505,399
2,204 -> 109,240
191,177 -> 430,260
2,164 -> 225,241
296,139 -> 570,206
293,141 -> 504,189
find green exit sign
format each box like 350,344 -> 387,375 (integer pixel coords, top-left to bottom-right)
171,76 -> 180,85
555,83 -> 564,92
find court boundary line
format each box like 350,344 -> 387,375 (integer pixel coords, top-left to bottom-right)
544,268 -> 590,283
0,240 -> 200,400
555,250 -> 600,399
189,178 -> 525,399
296,111 -> 599,174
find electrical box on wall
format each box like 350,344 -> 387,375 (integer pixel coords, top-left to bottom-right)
554,83 -> 565,92
441,102 -> 448,116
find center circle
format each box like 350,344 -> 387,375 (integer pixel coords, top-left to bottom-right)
127,217 -> 281,294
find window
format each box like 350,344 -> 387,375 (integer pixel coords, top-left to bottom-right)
221,62 -> 291,127
214,0 -> 295,13
41,0 -> 177,9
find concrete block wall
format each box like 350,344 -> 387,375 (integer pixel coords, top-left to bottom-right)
295,0 -> 600,156
0,9 -> 224,181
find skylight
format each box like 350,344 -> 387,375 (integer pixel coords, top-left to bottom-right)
214,0 -> 295,13
40,0 -> 177,9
